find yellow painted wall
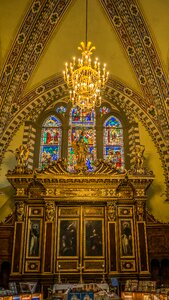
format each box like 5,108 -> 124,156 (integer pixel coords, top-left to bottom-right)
138,119 -> 169,222
0,125 -> 24,222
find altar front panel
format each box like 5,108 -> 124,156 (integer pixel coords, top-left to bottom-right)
56,205 -> 105,274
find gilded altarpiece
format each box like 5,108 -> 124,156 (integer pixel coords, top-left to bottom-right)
6,160 -> 153,283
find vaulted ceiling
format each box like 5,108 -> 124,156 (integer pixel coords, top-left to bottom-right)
0,0 -> 169,203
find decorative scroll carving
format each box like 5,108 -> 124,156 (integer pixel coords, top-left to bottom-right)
37,158 -> 120,176
94,159 -> 119,175
38,158 -> 68,175
136,201 -> 144,221
107,201 -> 117,221
16,201 -> 25,221
45,201 -> 55,222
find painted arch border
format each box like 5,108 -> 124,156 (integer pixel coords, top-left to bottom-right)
0,75 -> 168,198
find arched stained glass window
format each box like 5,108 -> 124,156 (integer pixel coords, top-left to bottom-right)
68,106 -> 96,172
104,116 -> 124,171
39,115 -> 62,168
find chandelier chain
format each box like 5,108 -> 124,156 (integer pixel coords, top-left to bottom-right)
63,0 -> 109,109
85,0 -> 88,47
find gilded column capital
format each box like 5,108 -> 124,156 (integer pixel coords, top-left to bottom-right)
107,201 -> 117,221
136,200 -> 145,221
15,201 -> 25,221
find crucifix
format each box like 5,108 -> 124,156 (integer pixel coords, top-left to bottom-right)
77,263 -> 84,284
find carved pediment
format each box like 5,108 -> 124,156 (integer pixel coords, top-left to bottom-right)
36,158 -> 121,176
37,158 -> 69,175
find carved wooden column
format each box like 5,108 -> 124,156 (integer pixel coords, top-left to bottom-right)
107,201 -> 117,274
135,189 -> 149,275
42,200 -> 56,273
11,196 -> 26,274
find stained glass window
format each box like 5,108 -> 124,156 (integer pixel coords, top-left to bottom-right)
56,106 -> 67,116
104,116 -> 124,171
68,106 -> 96,172
100,106 -> 110,116
39,115 -> 62,168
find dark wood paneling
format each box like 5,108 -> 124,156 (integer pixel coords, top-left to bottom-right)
138,222 -> 148,272
13,223 -> 23,273
44,223 -> 52,272
0,226 -> 14,266
147,225 -> 169,260
109,222 -> 117,272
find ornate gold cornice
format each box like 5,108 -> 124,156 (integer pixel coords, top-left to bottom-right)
6,160 -> 154,202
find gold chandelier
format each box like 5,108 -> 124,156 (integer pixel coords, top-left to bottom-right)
63,1 -> 109,109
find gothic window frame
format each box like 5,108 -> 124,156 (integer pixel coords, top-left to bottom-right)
103,114 -> 125,171
39,114 -> 62,169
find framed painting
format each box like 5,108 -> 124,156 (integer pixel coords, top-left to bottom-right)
120,219 -> 134,257
27,219 -> 42,258
58,219 -> 78,257
84,219 -> 104,257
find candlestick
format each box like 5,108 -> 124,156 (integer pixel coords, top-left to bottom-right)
58,263 -> 62,284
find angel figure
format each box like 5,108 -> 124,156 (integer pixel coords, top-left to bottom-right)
9,144 -> 30,167
134,145 -> 145,169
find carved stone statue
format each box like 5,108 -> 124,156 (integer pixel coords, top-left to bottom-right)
16,201 -> 25,221
45,201 -> 55,221
9,144 -> 30,167
72,137 -> 88,171
134,145 -> 145,171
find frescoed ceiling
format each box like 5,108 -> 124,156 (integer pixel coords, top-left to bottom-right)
0,0 -> 169,219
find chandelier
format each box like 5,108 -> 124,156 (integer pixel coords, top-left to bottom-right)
63,1 -> 109,109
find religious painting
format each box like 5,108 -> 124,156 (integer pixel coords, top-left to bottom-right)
120,220 -> 134,257
27,219 -> 42,258
84,220 -> 103,257
58,220 -> 78,257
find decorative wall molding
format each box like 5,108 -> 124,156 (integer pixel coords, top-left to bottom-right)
100,0 -> 169,138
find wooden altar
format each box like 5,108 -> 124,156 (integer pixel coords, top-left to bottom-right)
5,158 -> 154,286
